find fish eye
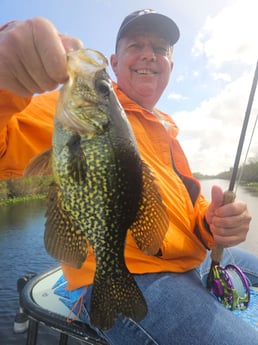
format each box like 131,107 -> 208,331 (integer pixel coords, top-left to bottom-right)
95,79 -> 110,97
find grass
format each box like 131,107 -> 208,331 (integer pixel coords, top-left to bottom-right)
0,194 -> 46,207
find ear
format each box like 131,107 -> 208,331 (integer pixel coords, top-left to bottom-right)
170,60 -> 174,73
110,54 -> 118,76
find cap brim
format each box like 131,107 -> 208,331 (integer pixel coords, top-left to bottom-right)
117,12 -> 180,46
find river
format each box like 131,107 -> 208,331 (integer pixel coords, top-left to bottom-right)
200,179 -> 258,255
0,179 -> 257,344
0,199 -> 83,345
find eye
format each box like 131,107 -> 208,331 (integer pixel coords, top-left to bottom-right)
153,46 -> 170,56
95,79 -> 110,97
129,43 -> 142,49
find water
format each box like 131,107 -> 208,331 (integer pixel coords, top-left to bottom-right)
0,180 -> 257,344
0,199 -> 83,345
200,179 -> 258,255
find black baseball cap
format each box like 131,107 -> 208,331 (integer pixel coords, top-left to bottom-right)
116,9 -> 180,51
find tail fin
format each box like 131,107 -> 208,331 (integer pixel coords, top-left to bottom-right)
90,270 -> 147,330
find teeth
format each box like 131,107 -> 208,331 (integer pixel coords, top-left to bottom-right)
136,69 -> 155,75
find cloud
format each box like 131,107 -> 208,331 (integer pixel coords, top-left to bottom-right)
173,72 -> 258,175
211,72 -> 231,82
192,0 -> 258,68
168,92 -> 188,101
176,74 -> 185,82
171,0 -> 258,175
193,71 -> 200,78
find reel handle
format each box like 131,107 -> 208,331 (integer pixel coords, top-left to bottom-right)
210,190 -> 236,263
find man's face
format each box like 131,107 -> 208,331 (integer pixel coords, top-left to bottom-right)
110,31 -> 173,110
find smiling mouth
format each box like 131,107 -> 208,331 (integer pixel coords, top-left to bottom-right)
133,69 -> 158,75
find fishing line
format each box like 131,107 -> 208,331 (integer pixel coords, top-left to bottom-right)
236,111 -> 258,193
228,61 -> 258,192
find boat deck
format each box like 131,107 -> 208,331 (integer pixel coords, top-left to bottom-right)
16,266 -> 258,344
18,266 -> 108,345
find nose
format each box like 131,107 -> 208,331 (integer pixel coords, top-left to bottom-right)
140,44 -> 156,61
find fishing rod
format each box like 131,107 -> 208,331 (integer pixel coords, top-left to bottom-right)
207,60 -> 258,310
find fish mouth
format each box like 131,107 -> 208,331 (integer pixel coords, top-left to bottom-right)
56,49 -> 110,137
67,49 -> 108,74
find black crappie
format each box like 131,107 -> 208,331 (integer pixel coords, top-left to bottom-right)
25,49 -> 169,330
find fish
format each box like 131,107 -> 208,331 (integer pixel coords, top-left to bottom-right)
24,48 -> 169,330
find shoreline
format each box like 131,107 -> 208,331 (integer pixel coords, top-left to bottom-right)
0,175 -> 51,206
1,177 -> 257,206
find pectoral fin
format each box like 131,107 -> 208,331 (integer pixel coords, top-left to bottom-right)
130,161 -> 169,255
45,181 -> 89,268
67,134 -> 88,183
23,148 -> 53,176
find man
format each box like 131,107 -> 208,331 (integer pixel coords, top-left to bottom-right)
1,9 -> 258,344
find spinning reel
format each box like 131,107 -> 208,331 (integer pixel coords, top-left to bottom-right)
207,192 -> 250,311
207,262 -> 250,310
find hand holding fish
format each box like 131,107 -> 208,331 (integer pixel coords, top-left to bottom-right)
205,185 -> 251,247
0,17 -> 83,96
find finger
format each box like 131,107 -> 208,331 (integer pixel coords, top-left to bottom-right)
29,17 -> 69,85
59,33 -> 84,52
213,233 -> 247,247
0,18 -> 62,95
212,211 -> 251,231
215,202 -> 250,218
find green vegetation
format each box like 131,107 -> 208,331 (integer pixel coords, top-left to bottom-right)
0,175 -> 52,206
0,159 -> 257,205
194,159 -> 258,186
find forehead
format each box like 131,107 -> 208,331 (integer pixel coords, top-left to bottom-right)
118,31 -> 171,49
120,23 -> 171,45
123,31 -> 170,45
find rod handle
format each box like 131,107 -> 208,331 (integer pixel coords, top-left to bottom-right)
210,190 -> 236,263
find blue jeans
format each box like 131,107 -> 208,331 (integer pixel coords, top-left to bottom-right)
69,248 -> 258,344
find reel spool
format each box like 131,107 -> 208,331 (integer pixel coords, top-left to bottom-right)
207,264 -> 250,310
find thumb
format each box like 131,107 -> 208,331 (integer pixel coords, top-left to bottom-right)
205,185 -> 224,225
210,185 -> 224,210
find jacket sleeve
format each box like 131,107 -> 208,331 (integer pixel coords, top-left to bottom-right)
0,90 -> 31,157
0,90 -> 57,179
0,20 -> 32,155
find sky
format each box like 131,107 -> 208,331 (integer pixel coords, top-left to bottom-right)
2,0 -> 258,175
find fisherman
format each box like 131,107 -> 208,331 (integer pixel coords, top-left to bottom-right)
1,9 -> 258,344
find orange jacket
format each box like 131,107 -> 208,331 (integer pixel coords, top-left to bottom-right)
0,90 -> 57,179
0,85 -> 214,289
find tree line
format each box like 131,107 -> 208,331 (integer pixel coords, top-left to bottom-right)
194,159 -> 258,184
0,175 -> 51,204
